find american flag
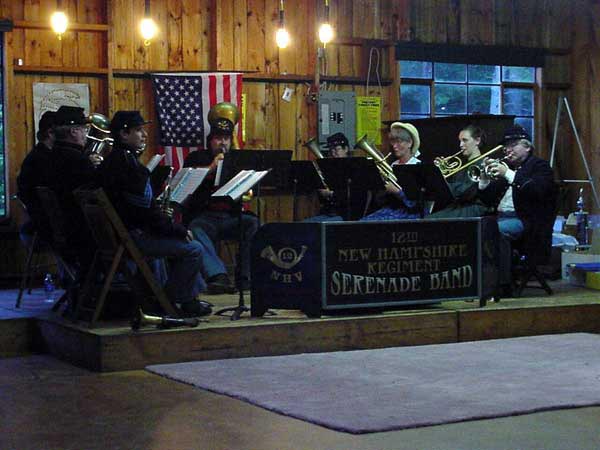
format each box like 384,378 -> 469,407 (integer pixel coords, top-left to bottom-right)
151,72 -> 243,173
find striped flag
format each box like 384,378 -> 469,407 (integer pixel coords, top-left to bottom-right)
150,72 -> 243,173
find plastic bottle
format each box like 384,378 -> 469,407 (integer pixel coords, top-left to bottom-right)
43,273 -> 55,303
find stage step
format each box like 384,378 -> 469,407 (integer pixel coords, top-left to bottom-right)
2,283 -> 600,372
36,301 -> 600,372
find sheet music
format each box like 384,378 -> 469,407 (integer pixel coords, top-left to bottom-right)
214,159 -> 224,186
169,167 -> 210,204
212,169 -> 270,201
145,154 -> 165,172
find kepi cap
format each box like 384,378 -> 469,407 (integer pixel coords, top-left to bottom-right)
38,111 -> 57,133
110,111 -> 151,133
326,132 -> 349,149
54,106 -> 91,126
209,118 -> 234,137
502,124 -> 531,144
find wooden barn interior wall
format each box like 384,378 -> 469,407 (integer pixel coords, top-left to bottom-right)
0,0 -> 597,277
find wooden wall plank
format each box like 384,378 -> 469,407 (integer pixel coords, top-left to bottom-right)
233,0 -> 248,70
460,0 -> 495,45
148,0 -> 169,69
493,0 -> 513,45
167,0 -> 183,69
263,0 -> 279,74
244,82 -> 267,148
112,0 -> 135,69
246,0 -> 265,72
181,0 -> 207,70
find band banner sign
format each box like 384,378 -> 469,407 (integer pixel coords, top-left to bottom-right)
251,218 -> 498,317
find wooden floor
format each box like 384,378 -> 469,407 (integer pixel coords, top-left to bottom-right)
2,280 -> 600,372
2,282 -> 600,449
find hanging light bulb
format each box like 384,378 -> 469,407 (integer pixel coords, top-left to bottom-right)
50,9 -> 68,40
140,0 -> 158,46
276,28 -> 290,49
318,0 -> 334,46
276,0 -> 290,48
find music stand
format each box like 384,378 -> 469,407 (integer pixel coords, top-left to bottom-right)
317,157 -> 384,220
393,164 -> 453,216
211,169 -> 270,320
221,150 -> 293,221
289,161 -> 326,221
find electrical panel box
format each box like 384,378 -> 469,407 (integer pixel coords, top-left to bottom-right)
318,91 -> 356,154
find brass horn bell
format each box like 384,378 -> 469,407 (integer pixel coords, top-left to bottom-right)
84,113 -> 113,160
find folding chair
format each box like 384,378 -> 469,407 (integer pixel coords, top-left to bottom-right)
13,196 -> 57,308
33,187 -> 79,312
74,188 -> 179,327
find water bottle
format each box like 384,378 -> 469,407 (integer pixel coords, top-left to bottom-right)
43,273 -> 55,303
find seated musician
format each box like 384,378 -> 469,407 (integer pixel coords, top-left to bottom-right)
429,125 -> 493,218
478,125 -> 556,292
183,117 -> 259,290
361,122 -> 422,221
100,110 -> 213,317
303,132 -> 350,222
44,106 -> 103,276
17,111 -> 57,246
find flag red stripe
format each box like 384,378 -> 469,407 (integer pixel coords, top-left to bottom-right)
223,74 -> 231,102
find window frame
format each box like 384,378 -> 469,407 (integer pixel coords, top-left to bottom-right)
399,61 -> 539,140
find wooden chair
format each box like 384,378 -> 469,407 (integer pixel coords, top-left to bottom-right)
73,188 -> 179,327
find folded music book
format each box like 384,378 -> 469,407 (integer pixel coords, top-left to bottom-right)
167,167 -> 210,204
212,169 -> 270,202
145,154 -> 165,172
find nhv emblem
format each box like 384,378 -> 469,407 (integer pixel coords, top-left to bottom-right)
260,245 -> 307,270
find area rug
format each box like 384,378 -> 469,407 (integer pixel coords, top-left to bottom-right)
146,333 -> 600,434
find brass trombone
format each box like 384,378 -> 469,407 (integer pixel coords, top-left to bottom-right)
354,134 -> 401,190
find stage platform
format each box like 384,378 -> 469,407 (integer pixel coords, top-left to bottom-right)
1,281 -> 599,372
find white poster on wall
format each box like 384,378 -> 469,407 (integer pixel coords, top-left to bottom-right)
32,82 -> 90,140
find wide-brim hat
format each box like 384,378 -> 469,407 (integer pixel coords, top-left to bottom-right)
54,105 -> 91,126
111,110 -> 151,133
502,124 -> 531,144
390,122 -> 420,153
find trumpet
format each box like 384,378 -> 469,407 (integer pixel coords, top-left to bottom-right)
354,134 -> 402,190
474,155 -> 510,181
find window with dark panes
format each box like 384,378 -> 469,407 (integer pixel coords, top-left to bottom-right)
399,60 -> 536,139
